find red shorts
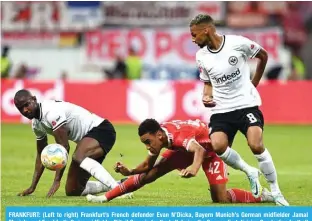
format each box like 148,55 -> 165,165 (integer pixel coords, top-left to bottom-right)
161,150 -> 228,185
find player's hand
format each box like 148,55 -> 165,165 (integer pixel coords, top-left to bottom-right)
179,168 -> 197,178
17,187 -> 35,196
202,95 -> 216,108
114,162 -> 132,176
46,181 -> 60,197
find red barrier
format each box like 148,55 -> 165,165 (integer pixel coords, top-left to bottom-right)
1,79 -> 312,124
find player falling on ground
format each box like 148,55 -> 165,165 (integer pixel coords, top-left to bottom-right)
87,119 -> 274,204
189,14 -> 288,206
14,89 -> 132,198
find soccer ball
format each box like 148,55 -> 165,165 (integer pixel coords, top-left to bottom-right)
41,144 -> 68,171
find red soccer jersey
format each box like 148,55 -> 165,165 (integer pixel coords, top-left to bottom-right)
161,119 -> 214,156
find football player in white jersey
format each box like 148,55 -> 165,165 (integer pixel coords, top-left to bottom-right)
189,14 -> 288,206
14,89 -> 130,198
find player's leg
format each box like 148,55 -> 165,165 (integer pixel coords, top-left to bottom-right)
209,112 -> 261,198
87,150 -> 193,203
239,107 -> 289,206
203,155 -> 273,204
65,156 -> 109,196
72,120 -> 119,190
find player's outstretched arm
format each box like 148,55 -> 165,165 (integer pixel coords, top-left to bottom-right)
252,48 -> 268,87
18,136 -> 47,196
46,126 -> 70,197
180,140 -> 206,178
202,82 -> 216,107
116,154 -> 159,176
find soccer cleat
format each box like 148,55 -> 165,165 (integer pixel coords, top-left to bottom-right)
273,193 -> 289,206
247,168 -> 263,198
86,194 -> 108,203
260,188 -> 274,202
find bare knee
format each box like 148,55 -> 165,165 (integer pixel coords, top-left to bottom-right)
211,194 -> 231,204
210,133 -> 228,155
247,140 -> 264,154
72,151 -> 85,164
247,126 -> 265,154
210,185 -> 231,204
65,186 -> 83,196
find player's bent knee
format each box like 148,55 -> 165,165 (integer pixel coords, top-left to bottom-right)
212,195 -> 231,204
247,141 -> 264,154
211,139 -> 228,154
72,151 -> 85,164
65,187 -> 83,196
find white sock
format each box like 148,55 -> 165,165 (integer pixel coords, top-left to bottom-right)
254,148 -> 281,194
81,181 -> 110,196
218,147 -> 254,176
80,157 -> 119,190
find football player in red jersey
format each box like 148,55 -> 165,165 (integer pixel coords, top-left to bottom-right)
87,119 -> 273,204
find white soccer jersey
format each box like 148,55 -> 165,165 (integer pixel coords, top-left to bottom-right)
196,35 -> 262,114
32,100 -> 104,143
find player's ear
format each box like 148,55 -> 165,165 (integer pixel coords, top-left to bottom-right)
32,96 -> 37,101
156,130 -> 163,139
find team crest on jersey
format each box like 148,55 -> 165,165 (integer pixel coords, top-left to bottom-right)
228,56 -> 238,66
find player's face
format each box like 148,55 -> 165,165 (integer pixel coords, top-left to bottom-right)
14,96 -> 38,119
140,131 -> 164,155
190,24 -> 209,48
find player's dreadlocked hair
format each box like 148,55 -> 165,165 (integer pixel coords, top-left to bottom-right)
189,14 -> 214,27
138,118 -> 161,136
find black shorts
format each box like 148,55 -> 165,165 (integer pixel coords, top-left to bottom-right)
209,106 -> 264,145
84,119 -> 116,154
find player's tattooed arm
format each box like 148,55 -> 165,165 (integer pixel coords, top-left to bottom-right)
17,136 -> 48,196
252,48 -> 268,87
180,140 -> 206,178
45,125 -> 70,197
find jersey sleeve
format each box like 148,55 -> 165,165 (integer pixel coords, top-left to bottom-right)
46,110 -> 67,131
196,52 -> 211,82
32,122 -> 47,140
172,131 -> 197,151
237,36 -> 262,59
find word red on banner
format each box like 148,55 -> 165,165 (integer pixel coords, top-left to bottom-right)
85,27 -> 282,66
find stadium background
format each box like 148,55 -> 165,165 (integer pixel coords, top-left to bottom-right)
1,1 -> 312,218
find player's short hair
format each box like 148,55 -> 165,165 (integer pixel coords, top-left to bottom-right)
189,14 -> 214,26
14,89 -> 32,101
138,118 -> 161,136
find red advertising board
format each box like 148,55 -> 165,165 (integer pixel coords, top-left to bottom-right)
1,79 -> 312,124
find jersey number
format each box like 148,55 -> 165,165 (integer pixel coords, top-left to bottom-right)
208,161 -> 220,174
246,113 -> 257,123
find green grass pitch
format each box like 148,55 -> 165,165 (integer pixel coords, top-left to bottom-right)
2,123 -> 312,219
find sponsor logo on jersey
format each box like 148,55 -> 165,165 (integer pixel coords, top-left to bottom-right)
212,68 -> 241,84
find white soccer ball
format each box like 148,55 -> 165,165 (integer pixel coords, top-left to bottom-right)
41,144 -> 68,171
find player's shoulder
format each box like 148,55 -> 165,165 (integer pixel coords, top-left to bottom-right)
195,47 -> 209,60
224,34 -> 248,45
31,118 -> 41,129
40,100 -> 67,118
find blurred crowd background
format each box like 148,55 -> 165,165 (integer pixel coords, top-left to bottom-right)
1,1 -> 312,81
